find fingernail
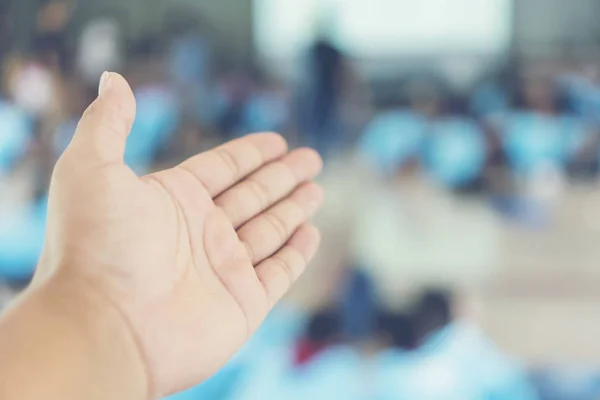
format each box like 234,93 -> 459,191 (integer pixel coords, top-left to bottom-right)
98,71 -> 112,96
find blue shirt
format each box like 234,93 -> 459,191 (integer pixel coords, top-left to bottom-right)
0,197 -> 47,280
376,323 -> 538,400
503,112 -> 573,176
423,117 -> 486,187
359,110 -> 426,176
0,100 -> 32,172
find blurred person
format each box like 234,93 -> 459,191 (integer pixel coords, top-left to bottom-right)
0,72 -> 324,398
412,289 -> 454,346
338,268 -> 380,344
0,96 -> 34,173
294,309 -> 342,367
503,74 -> 586,177
558,66 -> 600,178
496,74 -> 589,226
51,79 -> 92,160
358,94 -> 426,178
229,269 -> 381,400
406,78 -> 444,119
33,0 -> 75,72
243,75 -> 291,135
230,308 -> 371,400
377,289 -> 538,400
421,116 -> 487,191
121,38 -> 182,173
5,53 -> 60,117
0,68 -> 45,282
164,11 -> 213,126
214,65 -> 255,139
470,81 -> 510,120
125,83 -> 180,173
299,31 -> 347,158
76,10 -> 124,87
0,193 -> 47,282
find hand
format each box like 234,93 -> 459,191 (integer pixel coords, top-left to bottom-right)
34,73 -> 324,396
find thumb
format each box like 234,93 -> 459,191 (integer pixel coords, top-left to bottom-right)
66,72 -> 137,166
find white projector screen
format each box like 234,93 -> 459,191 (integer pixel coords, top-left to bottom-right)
254,0 -> 513,59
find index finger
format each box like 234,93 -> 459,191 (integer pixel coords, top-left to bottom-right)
178,133 -> 288,197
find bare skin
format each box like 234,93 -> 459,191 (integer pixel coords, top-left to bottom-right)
0,72 -> 324,399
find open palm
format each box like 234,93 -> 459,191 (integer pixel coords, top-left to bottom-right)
34,73 -> 324,397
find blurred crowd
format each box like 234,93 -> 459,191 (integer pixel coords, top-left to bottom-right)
4,2 -> 600,399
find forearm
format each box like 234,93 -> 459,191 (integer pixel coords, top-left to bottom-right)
0,274 -> 149,400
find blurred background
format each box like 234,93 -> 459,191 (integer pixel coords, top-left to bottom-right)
3,0 -> 600,398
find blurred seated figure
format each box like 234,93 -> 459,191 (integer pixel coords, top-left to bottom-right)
503,112 -> 588,177
422,117 -> 487,190
228,268 -> 384,400
5,55 -> 58,118
228,309 -> 368,400
76,12 -> 124,87
33,0 -> 73,72
503,74 -> 589,177
299,35 -> 346,158
377,289 -> 538,400
165,11 -> 213,126
125,84 -> 180,174
0,95 -> 40,282
470,81 -> 510,120
358,105 -> 426,177
0,99 -> 32,172
0,195 -> 47,281
242,79 -> 291,135
213,67 -> 254,140
558,69 -> 600,125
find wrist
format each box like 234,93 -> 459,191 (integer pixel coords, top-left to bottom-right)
0,270 -> 150,399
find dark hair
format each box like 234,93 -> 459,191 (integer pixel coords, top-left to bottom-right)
413,288 -> 453,343
304,310 -> 341,344
377,311 -> 418,350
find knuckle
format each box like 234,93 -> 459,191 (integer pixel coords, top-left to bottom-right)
264,212 -> 289,244
216,148 -> 241,178
244,178 -> 270,211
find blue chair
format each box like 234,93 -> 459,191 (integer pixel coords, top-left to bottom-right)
359,110 -> 426,177
0,100 -> 32,172
422,117 -> 486,188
